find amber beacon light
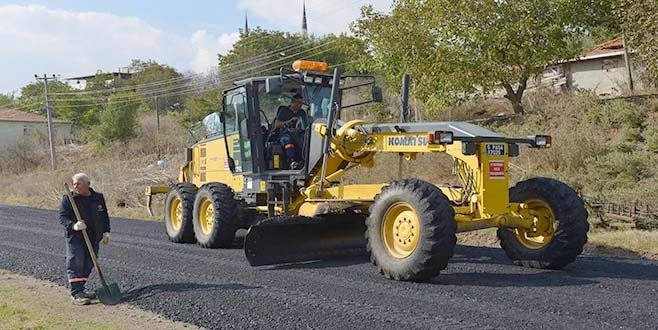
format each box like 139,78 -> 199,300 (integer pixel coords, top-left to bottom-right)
292,60 -> 329,72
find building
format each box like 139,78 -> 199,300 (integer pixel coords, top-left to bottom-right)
0,108 -> 74,149
532,38 -> 646,97
66,68 -> 133,90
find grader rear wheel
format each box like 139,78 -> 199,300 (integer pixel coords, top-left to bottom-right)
193,183 -> 241,248
498,177 -> 589,269
164,183 -> 196,243
366,179 -> 457,281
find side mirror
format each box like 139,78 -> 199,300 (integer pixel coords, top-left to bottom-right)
372,85 -> 383,103
266,77 -> 283,94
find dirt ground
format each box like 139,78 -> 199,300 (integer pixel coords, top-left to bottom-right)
0,269 -> 201,330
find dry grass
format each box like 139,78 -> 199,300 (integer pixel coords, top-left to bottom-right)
585,229 -> 658,260
0,112 -> 185,220
0,269 -> 198,330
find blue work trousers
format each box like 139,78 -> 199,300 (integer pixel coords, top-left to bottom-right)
279,132 -> 300,163
66,233 -> 99,296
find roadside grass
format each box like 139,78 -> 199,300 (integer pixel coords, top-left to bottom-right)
585,229 -> 658,260
0,270 -> 197,330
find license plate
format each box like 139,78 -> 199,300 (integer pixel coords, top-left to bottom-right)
485,144 -> 505,156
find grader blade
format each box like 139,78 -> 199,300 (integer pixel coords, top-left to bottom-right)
244,215 -> 367,266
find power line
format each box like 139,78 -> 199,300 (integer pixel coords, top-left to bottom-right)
46,42 -> 341,108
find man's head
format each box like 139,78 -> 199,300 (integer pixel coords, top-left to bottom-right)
290,94 -> 304,112
72,173 -> 91,196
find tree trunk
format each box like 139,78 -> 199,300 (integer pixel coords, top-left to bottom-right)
503,78 -> 528,114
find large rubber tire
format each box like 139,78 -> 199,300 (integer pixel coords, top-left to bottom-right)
498,177 -> 589,269
366,179 -> 457,281
164,183 -> 197,243
192,183 -> 241,248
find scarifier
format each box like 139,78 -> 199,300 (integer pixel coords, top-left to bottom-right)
146,60 -> 589,281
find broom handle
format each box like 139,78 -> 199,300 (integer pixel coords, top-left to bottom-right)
64,183 -> 109,289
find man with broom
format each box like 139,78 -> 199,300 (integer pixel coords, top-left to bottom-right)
59,173 -> 111,305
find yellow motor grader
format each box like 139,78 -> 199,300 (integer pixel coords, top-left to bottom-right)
145,60 -> 589,281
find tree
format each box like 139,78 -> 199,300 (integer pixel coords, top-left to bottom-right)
217,28 -> 372,88
17,80 -> 100,125
177,88 -> 222,128
93,92 -> 140,145
127,60 -> 184,112
0,93 -> 15,107
353,0 -> 590,114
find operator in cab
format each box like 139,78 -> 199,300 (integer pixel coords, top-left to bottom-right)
274,93 -> 309,170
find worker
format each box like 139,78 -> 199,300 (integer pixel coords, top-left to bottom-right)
59,173 -> 111,305
274,93 -> 309,169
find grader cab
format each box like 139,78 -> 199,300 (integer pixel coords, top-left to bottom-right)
146,60 -> 589,281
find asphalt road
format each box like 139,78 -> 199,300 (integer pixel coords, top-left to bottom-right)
1,204 -> 657,330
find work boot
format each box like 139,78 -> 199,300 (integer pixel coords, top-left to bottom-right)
71,294 -> 91,305
81,291 -> 97,300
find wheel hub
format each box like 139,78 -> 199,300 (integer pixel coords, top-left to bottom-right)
515,199 -> 556,249
170,198 -> 182,231
199,199 -> 214,235
382,202 -> 420,258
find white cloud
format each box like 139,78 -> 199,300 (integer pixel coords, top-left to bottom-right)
188,30 -> 241,73
0,4 -> 240,94
238,0 -> 392,35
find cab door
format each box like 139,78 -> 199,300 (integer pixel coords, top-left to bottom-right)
223,86 -> 253,174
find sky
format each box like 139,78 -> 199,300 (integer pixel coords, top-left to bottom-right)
0,0 -> 392,95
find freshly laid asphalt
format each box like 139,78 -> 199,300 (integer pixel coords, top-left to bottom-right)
1,204 -> 657,330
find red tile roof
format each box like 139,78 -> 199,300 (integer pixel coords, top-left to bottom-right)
0,108 -> 70,123
583,38 -> 624,58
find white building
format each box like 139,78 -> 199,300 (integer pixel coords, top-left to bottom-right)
0,108 -> 74,149
531,39 -> 647,97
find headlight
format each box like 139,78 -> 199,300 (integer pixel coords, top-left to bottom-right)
429,130 -> 453,145
533,135 -> 552,148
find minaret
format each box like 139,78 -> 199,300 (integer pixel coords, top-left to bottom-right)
301,0 -> 308,38
244,11 -> 249,36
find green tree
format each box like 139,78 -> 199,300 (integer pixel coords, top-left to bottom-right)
17,80 -> 99,125
619,1 -> 658,85
353,0 -> 590,114
127,60 -> 184,112
0,93 -> 15,107
217,28 -> 372,88
93,93 -> 140,145
554,0 -> 658,85
177,88 -> 222,127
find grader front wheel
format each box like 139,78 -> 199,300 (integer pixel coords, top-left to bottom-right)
366,179 -> 457,281
192,183 -> 241,248
498,177 -> 589,269
164,183 -> 196,243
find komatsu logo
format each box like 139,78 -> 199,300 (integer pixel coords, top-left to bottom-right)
387,136 -> 428,146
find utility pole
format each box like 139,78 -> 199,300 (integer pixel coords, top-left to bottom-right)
622,31 -> 634,95
154,95 -> 160,134
35,74 -> 57,170
154,95 -> 161,160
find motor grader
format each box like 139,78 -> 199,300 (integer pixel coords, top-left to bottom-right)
145,60 -> 589,281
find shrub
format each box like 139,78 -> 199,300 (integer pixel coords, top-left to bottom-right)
92,95 -> 140,145
586,151 -> 657,189
643,126 -> 658,153
0,138 -> 48,174
586,99 -> 645,129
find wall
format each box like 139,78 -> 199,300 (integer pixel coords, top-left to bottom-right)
0,121 -> 74,149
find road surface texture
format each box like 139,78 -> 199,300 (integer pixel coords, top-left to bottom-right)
1,204 -> 657,330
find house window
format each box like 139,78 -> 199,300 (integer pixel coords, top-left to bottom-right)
23,125 -> 35,136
